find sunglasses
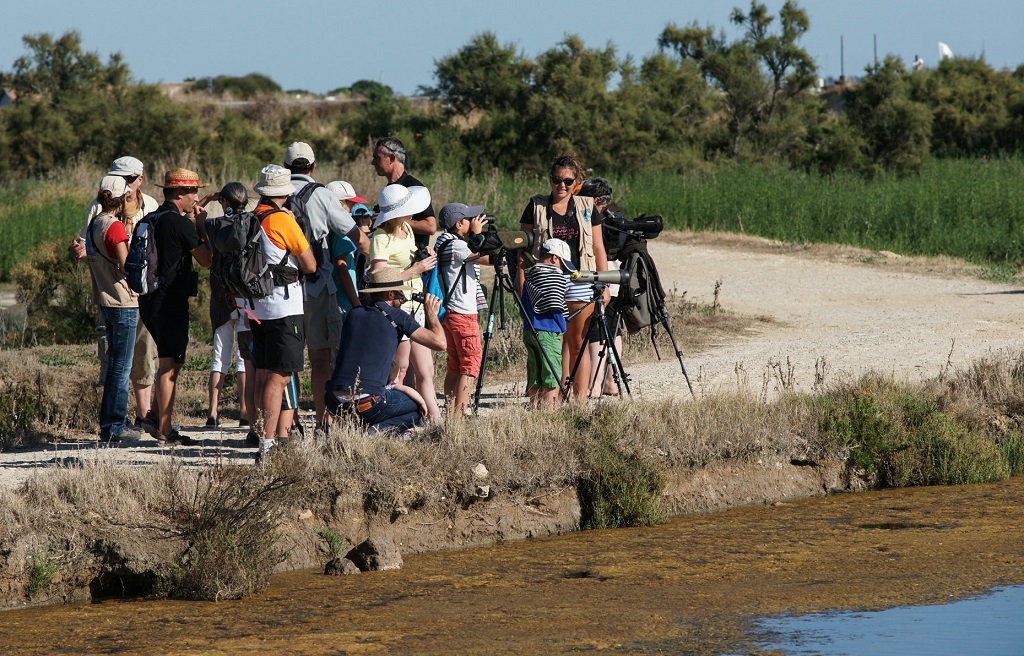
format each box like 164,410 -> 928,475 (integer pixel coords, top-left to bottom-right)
122,175 -> 140,184
550,177 -> 576,187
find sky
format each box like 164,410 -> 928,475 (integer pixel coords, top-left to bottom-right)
3,0 -> 1023,95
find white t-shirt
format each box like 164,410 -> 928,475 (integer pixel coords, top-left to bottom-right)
435,232 -> 480,315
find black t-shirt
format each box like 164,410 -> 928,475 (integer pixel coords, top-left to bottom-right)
152,201 -> 201,310
376,171 -> 436,249
327,300 -> 421,396
519,195 -> 603,268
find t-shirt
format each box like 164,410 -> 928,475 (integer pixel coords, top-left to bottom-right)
435,231 -> 480,315
521,266 -> 567,334
99,220 -> 129,260
369,222 -> 422,313
327,300 -> 421,396
250,203 -> 309,321
379,171 -> 435,249
520,195 -> 604,269
150,202 -> 201,311
330,233 -> 358,310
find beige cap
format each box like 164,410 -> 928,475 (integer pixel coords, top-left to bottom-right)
254,164 -> 295,197
99,175 -> 130,198
284,141 -> 315,165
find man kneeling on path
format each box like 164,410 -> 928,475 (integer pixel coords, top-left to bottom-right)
325,268 -> 446,434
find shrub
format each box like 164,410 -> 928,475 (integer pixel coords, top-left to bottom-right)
575,406 -> 666,530
166,463 -> 296,601
11,240 -> 95,345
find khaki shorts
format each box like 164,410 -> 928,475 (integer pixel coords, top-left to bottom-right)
130,320 -> 158,386
303,290 -> 342,351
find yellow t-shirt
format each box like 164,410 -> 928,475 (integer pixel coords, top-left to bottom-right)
369,222 -> 422,313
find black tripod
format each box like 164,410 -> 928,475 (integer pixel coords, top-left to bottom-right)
564,283 -> 631,402
470,250 -> 567,413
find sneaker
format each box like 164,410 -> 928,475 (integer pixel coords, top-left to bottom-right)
245,430 -> 260,447
289,421 -> 305,442
156,429 -> 200,447
113,427 -> 143,442
205,416 -> 219,428
254,440 -> 276,465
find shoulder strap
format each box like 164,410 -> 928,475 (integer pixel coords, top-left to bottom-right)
373,303 -> 404,340
295,181 -> 324,203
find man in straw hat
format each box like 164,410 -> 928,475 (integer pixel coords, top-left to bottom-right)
70,155 -> 161,429
283,142 -> 369,432
325,267 -> 446,435
138,167 -> 213,446
248,164 -> 317,461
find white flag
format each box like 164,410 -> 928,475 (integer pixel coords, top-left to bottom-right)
938,42 -> 954,60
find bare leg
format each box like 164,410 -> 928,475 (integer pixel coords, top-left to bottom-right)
409,341 -> 440,421
236,371 -> 249,422
256,369 -> 290,441
308,347 -> 333,425
393,340 -> 411,385
154,357 -> 181,436
564,302 -> 594,402
132,383 -> 152,421
208,370 -> 225,420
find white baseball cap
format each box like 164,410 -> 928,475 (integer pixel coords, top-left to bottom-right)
98,175 -> 130,198
326,180 -> 367,204
541,238 -> 576,272
284,141 -> 315,166
107,156 -> 144,177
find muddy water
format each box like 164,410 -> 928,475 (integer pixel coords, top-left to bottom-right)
3,478 -> 1024,655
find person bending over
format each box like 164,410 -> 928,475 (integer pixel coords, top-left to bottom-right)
325,267 -> 446,434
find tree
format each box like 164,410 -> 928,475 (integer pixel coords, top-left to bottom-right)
658,1 -> 817,158
4,31 -> 128,106
846,56 -> 932,177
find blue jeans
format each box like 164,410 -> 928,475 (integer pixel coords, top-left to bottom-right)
354,388 -> 422,434
98,306 -> 137,440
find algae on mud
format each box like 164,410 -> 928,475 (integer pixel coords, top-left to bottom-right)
1,477 -> 1022,655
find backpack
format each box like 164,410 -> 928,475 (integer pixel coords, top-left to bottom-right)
284,181 -> 326,270
125,209 -> 174,295
205,208 -> 298,307
614,238 -> 667,335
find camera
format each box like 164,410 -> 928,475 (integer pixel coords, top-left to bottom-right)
604,212 -> 663,240
467,227 -> 533,256
411,246 -> 432,262
483,215 -> 496,224
570,270 -> 631,286
410,291 -> 426,303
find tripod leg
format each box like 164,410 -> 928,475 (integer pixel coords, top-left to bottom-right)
472,279 -> 502,414
658,312 -> 694,397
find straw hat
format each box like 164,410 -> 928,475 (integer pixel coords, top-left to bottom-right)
363,266 -> 411,294
372,184 -> 431,229
155,168 -> 207,189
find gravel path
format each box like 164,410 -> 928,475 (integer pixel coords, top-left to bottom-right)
3,233 -> 1022,485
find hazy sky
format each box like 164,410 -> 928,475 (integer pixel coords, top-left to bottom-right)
4,0 -> 1021,95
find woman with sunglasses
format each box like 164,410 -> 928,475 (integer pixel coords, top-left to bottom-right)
518,154 -> 609,402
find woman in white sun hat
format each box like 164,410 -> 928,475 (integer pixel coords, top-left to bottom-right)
369,184 -> 441,421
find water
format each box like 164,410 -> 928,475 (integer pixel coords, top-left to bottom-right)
1,478 -> 1023,654
754,585 -> 1024,656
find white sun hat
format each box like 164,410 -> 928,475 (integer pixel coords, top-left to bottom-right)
372,184 -> 431,230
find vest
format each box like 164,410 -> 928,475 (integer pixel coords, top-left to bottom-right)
87,213 -> 138,308
528,194 -> 597,272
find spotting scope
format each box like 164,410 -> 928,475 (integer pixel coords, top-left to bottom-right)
570,270 -> 631,285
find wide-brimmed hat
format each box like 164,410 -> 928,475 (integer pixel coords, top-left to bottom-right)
326,180 -> 367,204
98,175 -> 130,198
253,164 -> 295,197
541,238 -> 576,272
439,202 -> 486,230
373,184 -> 431,229
155,168 -> 208,189
107,156 -> 144,177
363,266 -> 411,294
284,141 -> 315,166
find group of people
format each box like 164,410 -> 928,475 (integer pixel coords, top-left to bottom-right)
75,140 -> 622,458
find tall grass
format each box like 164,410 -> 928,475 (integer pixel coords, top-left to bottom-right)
5,157 -> 1024,281
619,158 -> 1024,270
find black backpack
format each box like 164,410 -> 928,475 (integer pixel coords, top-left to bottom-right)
125,208 -> 175,295
205,209 -> 297,307
284,182 -> 326,270
614,238 -> 667,335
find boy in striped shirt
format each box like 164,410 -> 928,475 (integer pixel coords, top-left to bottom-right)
521,239 -> 574,408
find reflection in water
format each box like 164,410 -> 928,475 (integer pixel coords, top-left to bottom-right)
755,585 -> 1024,656
1,479 -> 1023,654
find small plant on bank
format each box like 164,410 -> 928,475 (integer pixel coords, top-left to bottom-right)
317,527 -> 347,558
26,545 -> 55,597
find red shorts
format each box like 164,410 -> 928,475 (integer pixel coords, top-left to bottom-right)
442,312 -> 482,376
